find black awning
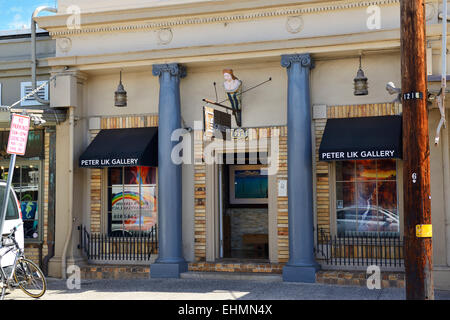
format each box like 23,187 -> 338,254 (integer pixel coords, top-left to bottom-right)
319,115 -> 402,161
79,127 -> 158,168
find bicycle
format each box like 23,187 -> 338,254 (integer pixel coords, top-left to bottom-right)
0,223 -> 46,300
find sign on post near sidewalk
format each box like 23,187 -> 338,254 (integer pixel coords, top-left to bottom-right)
0,113 -> 30,244
7,113 -> 31,155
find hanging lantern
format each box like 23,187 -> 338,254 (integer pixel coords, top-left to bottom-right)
114,71 -> 127,107
354,55 -> 368,96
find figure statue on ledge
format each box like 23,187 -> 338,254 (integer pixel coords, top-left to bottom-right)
223,69 -> 242,127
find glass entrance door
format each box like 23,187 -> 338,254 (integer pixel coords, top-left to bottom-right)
0,161 -> 41,240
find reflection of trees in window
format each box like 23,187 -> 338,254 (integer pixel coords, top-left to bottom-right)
336,160 -> 399,237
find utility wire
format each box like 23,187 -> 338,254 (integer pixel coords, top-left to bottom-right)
217,77 -> 272,105
0,70 -> 68,124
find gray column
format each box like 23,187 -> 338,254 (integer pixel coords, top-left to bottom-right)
150,63 -> 187,278
281,54 -> 320,283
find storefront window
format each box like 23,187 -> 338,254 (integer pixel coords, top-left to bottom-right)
107,166 -> 157,236
335,159 -> 399,237
0,130 -> 44,241
0,130 -> 44,161
0,163 -> 41,239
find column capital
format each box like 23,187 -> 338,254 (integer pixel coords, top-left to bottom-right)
51,69 -> 88,83
281,53 -> 314,69
152,63 -> 187,78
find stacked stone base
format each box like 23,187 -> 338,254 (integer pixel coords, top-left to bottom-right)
78,263 -> 405,289
316,270 -> 405,288
80,265 -> 150,280
188,262 -> 284,274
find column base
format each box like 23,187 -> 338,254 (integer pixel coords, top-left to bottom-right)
150,261 -> 188,278
282,263 -> 320,283
48,256 -> 87,279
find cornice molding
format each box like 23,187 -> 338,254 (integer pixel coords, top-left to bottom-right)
50,70 -> 89,82
45,26 -> 409,70
49,0 -> 401,37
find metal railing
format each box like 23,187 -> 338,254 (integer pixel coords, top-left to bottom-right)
78,225 -> 158,262
316,227 -> 404,268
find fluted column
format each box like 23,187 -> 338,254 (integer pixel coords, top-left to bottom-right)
150,63 -> 187,278
281,54 -> 320,282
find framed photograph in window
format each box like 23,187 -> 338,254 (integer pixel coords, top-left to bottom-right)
229,165 -> 268,204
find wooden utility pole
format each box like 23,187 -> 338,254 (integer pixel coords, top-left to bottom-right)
400,0 -> 434,300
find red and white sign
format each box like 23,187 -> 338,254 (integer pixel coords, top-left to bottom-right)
7,114 -> 30,156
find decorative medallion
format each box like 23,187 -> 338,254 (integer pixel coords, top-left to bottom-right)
425,3 -> 436,22
50,1 -> 402,37
286,16 -> 304,34
157,28 -> 173,45
58,37 -> 72,53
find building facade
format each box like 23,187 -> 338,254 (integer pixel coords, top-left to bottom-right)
32,0 -> 450,289
0,29 -> 61,274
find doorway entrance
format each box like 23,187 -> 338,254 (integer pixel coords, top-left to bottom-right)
219,160 -> 269,260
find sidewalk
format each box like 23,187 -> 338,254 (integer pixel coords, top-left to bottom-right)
5,277 -> 450,300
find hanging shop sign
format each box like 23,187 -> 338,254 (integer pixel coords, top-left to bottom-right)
203,106 -> 231,138
202,70 -> 272,128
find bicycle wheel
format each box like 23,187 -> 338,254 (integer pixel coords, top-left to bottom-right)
13,258 -> 46,299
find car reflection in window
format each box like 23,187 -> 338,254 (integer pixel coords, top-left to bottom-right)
337,205 -> 399,237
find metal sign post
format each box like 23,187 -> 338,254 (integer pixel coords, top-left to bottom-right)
0,114 -> 30,244
0,154 -> 17,240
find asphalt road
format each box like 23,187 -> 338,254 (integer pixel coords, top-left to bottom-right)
5,277 -> 450,300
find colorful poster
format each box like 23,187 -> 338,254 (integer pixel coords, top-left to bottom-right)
21,200 -> 38,239
111,184 -> 157,233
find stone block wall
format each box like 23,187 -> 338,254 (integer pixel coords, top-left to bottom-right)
227,207 -> 268,250
316,270 -> 405,288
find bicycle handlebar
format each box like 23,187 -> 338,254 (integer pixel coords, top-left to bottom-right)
0,222 -> 22,248
10,222 -> 23,234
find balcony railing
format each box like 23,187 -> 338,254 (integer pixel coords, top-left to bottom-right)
316,227 -> 404,269
78,225 -> 158,263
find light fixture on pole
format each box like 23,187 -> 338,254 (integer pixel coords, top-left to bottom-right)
114,70 -> 127,107
354,54 -> 368,96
